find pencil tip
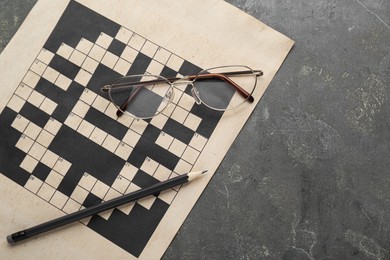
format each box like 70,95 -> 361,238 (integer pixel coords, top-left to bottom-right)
202,170 -> 208,174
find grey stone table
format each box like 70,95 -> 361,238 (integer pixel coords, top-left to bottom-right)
1,0 -> 389,259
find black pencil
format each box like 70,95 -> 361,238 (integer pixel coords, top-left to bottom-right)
7,170 -> 207,244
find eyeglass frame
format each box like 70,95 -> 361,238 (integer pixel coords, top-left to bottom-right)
101,65 -> 263,119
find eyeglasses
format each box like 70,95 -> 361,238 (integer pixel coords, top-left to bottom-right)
100,65 -> 263,119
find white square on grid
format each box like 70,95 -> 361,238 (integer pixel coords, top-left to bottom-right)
63,199 -> 81,214
146,60 -> 164,75
153,164 -> 171,182
23,70 -> 40,88
117,201 -> 135,215
141,41 -> 158,58
189,133 -> 208,151
117,114 -> 134,128
105,102 -> 119,120
104,188 -> 121,201
90,127 -> 107,145
77,120 -> 95,138
50,191 -> 68,209
89,44 -> 106,62
74,69 -> 92,87
101,51 -> 119,69
37,183 -> 56,202
158,189 -> 177,205
15,83 -> 33,100
154,47 -> 171,65
130,119 -> 148,135
183,113 -> 202,132
69,49 -> 87,67
169,138 -> 187,157
15,134 -> 34,153
44,118 -> 62,135
7,95 -> 25,113
20,155 -> 38,173
166,54 -> 184,72
42,67 -> 60,83
112,175 -> 131,194
11,115 -> 29,133
27,90 -> 45,108
36,130 -> 55,147
174,159 -> 192,174
91,180 -> 110,199
29,142 -> 46,161
155,132 -> 174,150
96,32 -> 113,49
171,106 -> 188,124
72,100 -> 90,118
82,56 -> 99,74
178,93 -> 195,111
150,113 -> 168,130
121,46 -> 138,63
30,59 -> 47,76
140,157 -> 159,176
71,185 -> 89,204
102,134 -> 120,153
92,95 -> 110,113
116,27 -> 133,44
115,142 -> 133,160
40,150 -> 59,169
119,163 -> 138,181
76,38 -> 94,54
137,195 -> 156,210
78,173 -> 97,191
45,170 -> 63,189
23,122 -> 42,140
39,98 -> 57,115
64,113 -> 82,130
80,89 -> 97,105
57,43 -> 74,59
181,146 -> 200,165
37,49 -> 54,64
128,34 -> 146,51
55,74 -> 72,91
24,176 -> 43,194
53,157 -> 71,176
114,58 -> 131,75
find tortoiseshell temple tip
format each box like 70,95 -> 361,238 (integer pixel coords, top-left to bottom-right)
248,95 -> 254,103
254,70 -> 263,77
116,110 -> 124,117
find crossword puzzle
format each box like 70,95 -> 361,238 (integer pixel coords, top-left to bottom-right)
0,1 -> 226,257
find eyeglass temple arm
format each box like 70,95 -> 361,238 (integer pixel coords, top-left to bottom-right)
100,70 -> 263,92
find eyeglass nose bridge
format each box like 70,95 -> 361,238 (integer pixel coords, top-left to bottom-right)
172,81 -> 201,105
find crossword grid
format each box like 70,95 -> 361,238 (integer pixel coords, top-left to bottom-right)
7,27 -> 208,217
0,1 -> 225,257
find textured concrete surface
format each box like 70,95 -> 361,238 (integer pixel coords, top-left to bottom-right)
1,0 -> 389,259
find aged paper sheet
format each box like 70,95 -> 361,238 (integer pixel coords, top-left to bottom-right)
0,0 -> 293,258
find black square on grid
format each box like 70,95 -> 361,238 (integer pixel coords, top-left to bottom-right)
32,162 -> 52,181
49,54 -> 80,79
19,102 -> 51,128
178,60 -> 202,76
107,39 -> 126,57
83,192 -> 103,207
160,66 -> 178,78
132,170 -> 159,188
127,53 -> 152,75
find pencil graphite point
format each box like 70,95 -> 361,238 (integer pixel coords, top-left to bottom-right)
187,170 -> 208,181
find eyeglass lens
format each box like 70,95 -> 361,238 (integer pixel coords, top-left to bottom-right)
108,75 -> 173,119
193,65 -> 256,111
